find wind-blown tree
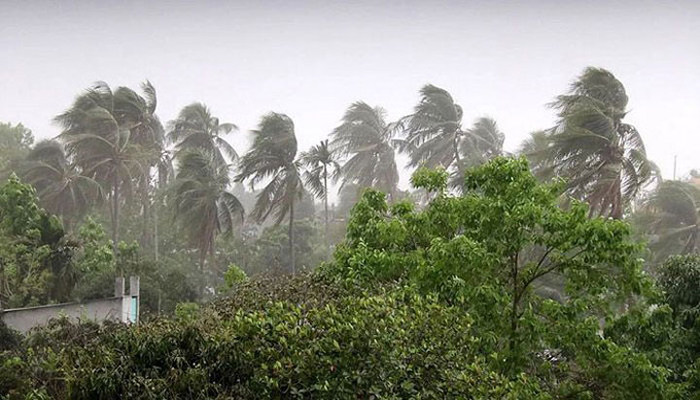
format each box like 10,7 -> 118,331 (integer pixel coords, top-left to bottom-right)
330,102 -> 399,199
55,82 -> 149,254
236,113 -> 304,275
167,102 -> 238,167
462,117 -> 505,165
0,121 -> 34,173
400,86 -> 504,191
452,117 -> 506,190
400,85 -> 464,171
542,67 -> 657,219
518,130 -> 555,181
634,181 -> 700,263
19,140 -> 102,231
300,139 -> 340,257
171,150 -> 244,271
115,81 -> 169,248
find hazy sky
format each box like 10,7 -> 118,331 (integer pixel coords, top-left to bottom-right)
1,0 -> 699,192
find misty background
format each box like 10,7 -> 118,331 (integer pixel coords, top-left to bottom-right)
1,0 -> 699,195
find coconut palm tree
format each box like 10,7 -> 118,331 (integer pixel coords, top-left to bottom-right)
54,82 -> 147,254
518,130 -> 556,182
401,85 -> 464,171
236,112 -> 304,275
113,81 -> 169,249
330,102 -> 399,199
543,67 -> 657,219
401,86 -> 505,190
167,103 -> 238,167
171,150 -> 244,271
451,117 -> 506,190
19,140 -> 102,231
635,181 -> 700,263
300,139 -> 340,257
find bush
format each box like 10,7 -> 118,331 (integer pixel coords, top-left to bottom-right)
0,283 -> 546,399
222,263 -> 247,289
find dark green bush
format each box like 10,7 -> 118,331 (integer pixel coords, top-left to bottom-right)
0,284 -> 546,399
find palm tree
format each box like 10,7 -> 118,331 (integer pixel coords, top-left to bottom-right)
401,86 -> 505,190
236,112 -> 304,275
543,67 -> 657,219
114,81 -> 168,249
167,103 -> 238,166
171,150 -> 244,271
400,85 -> 464,171
330,102 -> 399,199
519,130 -> 556,181
54,82 -> 147,254
451,117 -> 506,190
300,139 -> 340,257
19,140 -> 102,231
635,181 -> 700,263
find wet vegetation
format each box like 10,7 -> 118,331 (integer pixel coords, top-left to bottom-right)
2,68 -> 700,398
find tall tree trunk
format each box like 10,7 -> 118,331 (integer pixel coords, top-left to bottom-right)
289,199 -> 295,276
112,174 -> 121,275
140,174 -> 151,249
199,247 -> 207,271
453,133 -> 462,165
323,165 -> 330,259
611,178 -> 623,219
154,198 -> 159,262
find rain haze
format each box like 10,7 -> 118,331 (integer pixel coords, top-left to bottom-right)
2,0 -> 699,192
6,2 -> 700,394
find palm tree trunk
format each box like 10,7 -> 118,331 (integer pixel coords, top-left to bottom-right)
199,247 -> 207,271
611,179 -> 623,219
323,165 -> 330,259
140,175 -> 151,249
154,199 -> 159,262
453,134 -> 462,165
112,174 -> 121,274
289,199 -> 296,276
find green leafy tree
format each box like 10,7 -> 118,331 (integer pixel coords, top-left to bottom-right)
605,254 -> 700,393
300,139 -> 340,257
0,175 -> 75,307
167,102 -> 238,166
19,140 -> 102,231
541,67 -> 657,218
237,112 -> 303,275
323,157 -> 662,397
222,263 -> 248,289
171,150 -> 244,271
0,121 -> 33,173
331,102 -> 399,199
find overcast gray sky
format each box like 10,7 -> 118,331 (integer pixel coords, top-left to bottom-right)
1,0 -> 699,192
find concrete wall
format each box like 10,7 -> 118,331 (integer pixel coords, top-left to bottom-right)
1,297 -> 123,333
1,276 -> 140,334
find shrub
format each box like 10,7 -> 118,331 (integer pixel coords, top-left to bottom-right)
1,284 -> 547,399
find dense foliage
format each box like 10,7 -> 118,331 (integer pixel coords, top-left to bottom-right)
0,175 -> 75,308
2,67 -> 700,398
3,158 -> 700,399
